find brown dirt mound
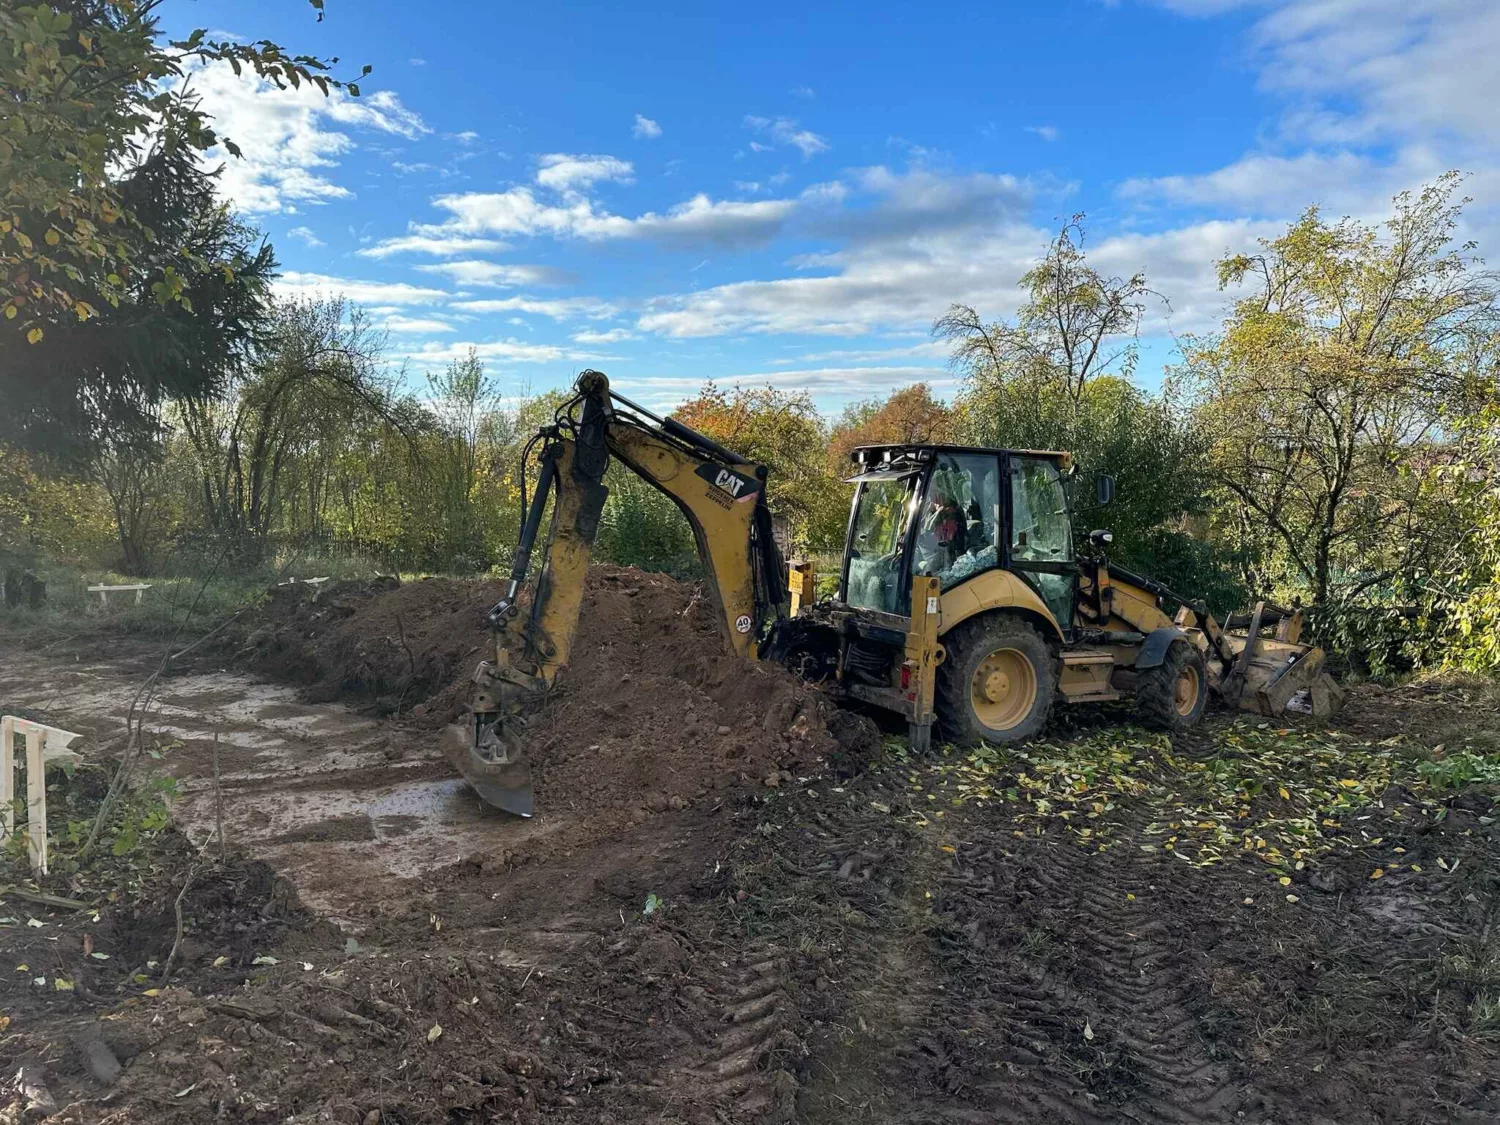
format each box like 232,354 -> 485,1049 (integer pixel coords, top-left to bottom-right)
226,566 -> 875,818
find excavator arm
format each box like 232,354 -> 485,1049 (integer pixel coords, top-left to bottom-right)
451,370 -> 787,815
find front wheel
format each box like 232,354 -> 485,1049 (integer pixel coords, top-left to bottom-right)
937,616 -> 1055,746
1135,640 -> 1208,731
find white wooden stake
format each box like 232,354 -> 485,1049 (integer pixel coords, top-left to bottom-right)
0,715 -> 13,841
25,727 -> 46,874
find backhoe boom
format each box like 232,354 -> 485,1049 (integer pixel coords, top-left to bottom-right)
452,370 -> 787,815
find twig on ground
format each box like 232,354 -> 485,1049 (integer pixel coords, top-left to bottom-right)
167,606 -> 250,664
393,612 -> 418,711
0,884 -> 88,910
212,730 -> 226,860
159,864 -> 198,985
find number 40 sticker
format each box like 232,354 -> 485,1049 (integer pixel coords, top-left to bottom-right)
735,614 -> 753,633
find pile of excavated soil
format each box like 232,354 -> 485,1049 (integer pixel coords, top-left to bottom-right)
226,566 -> 877,818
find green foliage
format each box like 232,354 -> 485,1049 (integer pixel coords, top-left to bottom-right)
0,0 -> 349,344
1425,397 -> 1500,674
935,217 -> 1230,600
105,773 -> 178,858
3,147 -> 276,459
595,466 -> 699,576
8,761 -> 178,881
935,216 -> 1150,402
953,368 -> 1216,584
1414,750 -> 1500,792
1124,527 -> 1249,620
1187,173 -> 1497,611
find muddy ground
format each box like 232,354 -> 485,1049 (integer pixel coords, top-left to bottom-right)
2,569 -> 1498,1124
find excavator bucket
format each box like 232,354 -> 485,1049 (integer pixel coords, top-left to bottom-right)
1213,605 -> 1345,720
442,659 -> 536,817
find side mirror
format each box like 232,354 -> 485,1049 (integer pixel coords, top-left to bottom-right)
1089,529 -> 1114,548
1095,474 -> 1116,507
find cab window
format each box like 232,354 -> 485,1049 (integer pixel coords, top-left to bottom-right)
913,453 -> 1000,590
1009,457 -> 1072,563
1008,455 -> 1074,627
844,473 -> 919,614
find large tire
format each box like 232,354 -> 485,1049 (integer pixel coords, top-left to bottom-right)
937,615 -> 1055,746
1134,640 -> 1208,731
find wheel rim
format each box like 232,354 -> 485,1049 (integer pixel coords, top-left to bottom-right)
970,647 -> 1038,731
1174,663 -> 1201,716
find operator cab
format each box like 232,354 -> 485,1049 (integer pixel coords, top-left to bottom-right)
841,443 -> 1077,632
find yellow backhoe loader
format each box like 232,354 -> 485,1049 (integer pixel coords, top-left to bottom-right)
453,370 -> 1343,815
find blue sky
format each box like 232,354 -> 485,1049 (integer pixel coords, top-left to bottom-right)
163,0 -> 1500,412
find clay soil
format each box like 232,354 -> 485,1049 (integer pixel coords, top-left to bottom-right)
2,571 -> 1498,1124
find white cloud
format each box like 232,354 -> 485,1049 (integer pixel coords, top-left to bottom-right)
414,260 -> 574,287
1025,124 -> 1060,142
790,85 -> 816,99
613,367 -> 958,411
632,114 -> 663,140
769,341 -> 951,366
1117,149 -> 1459,217
394,339 -> 592,368
573,327 -> 635,344
448,130 -> 480,144
1249,0 -> 1500,148
358,234 -> 510,258
451,296 -> 618,320
273,271 -> 449,306
635,200 -> 1262,342
1122,2 -> 1500,243
419,187 -> 796,248
630,194 -> 798,246
744,116 -> 830,158
383,315 -> 455,334
805,166 -> 1031,244
180,60 -> 428,214
534,153 -> 634,192
284,225 -> 324,247
409,57 -> 427,66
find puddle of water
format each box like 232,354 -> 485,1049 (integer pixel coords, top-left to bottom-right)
4,654 -> 559,917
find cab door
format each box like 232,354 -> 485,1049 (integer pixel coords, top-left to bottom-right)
1004,454 -> 1077,635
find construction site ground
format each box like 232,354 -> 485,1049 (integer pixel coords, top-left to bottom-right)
2,568 -> 1499,1124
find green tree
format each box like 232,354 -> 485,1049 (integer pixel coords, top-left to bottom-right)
1426,378 -> 1500,672
934,215 -> 1150,405
1,0 -> 358,342
178,297 -> 392,563
1186,173 -> 1498,606
424,350 -> 503,570
3,148 -> 276,458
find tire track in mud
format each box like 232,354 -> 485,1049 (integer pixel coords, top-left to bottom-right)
672,950 -> 799,1120
1000,806 -> 1244,1123
779,774 -> 1247,1124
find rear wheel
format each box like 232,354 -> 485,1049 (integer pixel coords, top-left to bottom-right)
1135,640 -> 1208,731
937,615 -> 1055,746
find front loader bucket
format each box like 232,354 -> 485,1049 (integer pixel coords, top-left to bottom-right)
1216,632 -> 1346,719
